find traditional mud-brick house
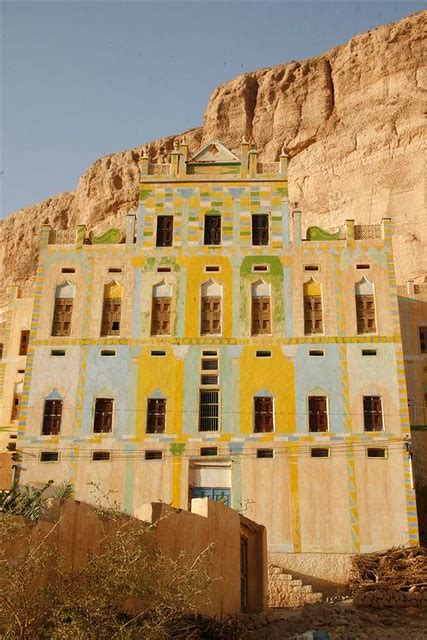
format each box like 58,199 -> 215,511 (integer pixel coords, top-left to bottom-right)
12,139 -> 419,552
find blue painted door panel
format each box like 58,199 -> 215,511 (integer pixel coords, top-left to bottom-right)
191,487 -> 231,507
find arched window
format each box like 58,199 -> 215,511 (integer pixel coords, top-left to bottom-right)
101,281 -> 123,336
200,280 -> 222,335
52,281 -> 76,336
355,277 -> 376,334
251,280 -> 271,335
303,279 -> 323,335
151,281 -> 172,335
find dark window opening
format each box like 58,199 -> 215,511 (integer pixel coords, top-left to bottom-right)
363,396 -> 383,431
201,297 -> 221,335
257,449 -> 274,458
108,267 -> 122,273
252,297 -> 271,335
51,350 -> 66,357
52,299 -> 73,337
18,369 -> 25,373
199,390 -> 219,431
93,398 -> 114,433
304,296 -> 323,334
202,350 -> 217,357
309,350 -> 324,356
356,295 -> 376,334
151,297 -> 171,335
311,448 -> 330,458
42,399 -> 63,435
256,350 -> 271,358
61,267 -> 75,273
92,451 -> 111,461
157,267 -> 172,272
19,330 -> 30,355
254,397 -> 274,433
308,396 -> 328,432
151,350 -> 166,357
356,264 -> 370,270
362,349 -> 377,356
252,214 -> 269,245
146,398 -> 166,434
204,215 -> 221,245
101,299 -> 121,336
11,393 -> 21,421
367,447 -> 386,458
205,265 -> 220,272
253,265 -> 268,272
419,327 -> 427,354
200,447 -> 218,456
304,265 -> 319,272
156,215 -> 174,247
145,450 -> 163,460
40,451 -> 59,462
101,350 -> 116,357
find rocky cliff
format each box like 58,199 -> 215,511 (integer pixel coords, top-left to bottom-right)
1,11 -> 425,303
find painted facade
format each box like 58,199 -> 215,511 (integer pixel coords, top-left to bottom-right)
14,140 -> 418,552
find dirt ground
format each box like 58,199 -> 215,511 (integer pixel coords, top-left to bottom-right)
247,600 -> 427,639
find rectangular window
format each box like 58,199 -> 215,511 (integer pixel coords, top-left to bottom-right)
356,264 -> 370,270
92,451 -> 111,461
52,299 -> 73,337
201,353 -> 219,386
367,447 -> 386,458
157,267 -> 171,273
51,349 -> 66,357
100,350 -> 116,357
308,396 -> 328,432
199,390 -> 219,431
93,398 -> 114,433
108,267 -> 122,273
145,450 -> 163,460
309,350 -> 324,356
19,330 -> 30,355
362,349 -> 377,356
304,296 -> 323,334
151,297 -> 171,335
257,449 -> 274,458
256,350 -> 271,358
304,265 -> 319,272
254,397 -> 274,433
311,447 -> 330,458
204,215 -> 221,245
11,393 -> 21,421
146,398 -> 166,434
201,297 -> 221,335
156,215 -> 173,247
42,399 -> 63,435
252,265 -> 269,272
61,267 -> 75,273
356,295 -> 376,334
200,447 -> 218,456
252,214 -> 269,245
419,327 -> 427,354
40,451 -> 59,462
151,350 -> 166,357
363,396 -> 383,431
100,299 -> 121,336
205,265 -> 220,272
252,297 -> 271,335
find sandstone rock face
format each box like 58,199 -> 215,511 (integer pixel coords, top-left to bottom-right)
1,11 -> 425,303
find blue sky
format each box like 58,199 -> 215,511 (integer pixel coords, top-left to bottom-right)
1,1 -> 424,218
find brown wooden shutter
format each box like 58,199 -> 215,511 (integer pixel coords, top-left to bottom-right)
308,396 -> 328,432
11,393 -> 21,421
204,216 -> 221,245
252,297 -> 271,335
304,296 -> 323,334
52,299 -> 73,337
94,398 -> 114,433
252,214 -> 269,245
356,295 -> 376,334
156,216 -> 173,247
101,299 -> 121,336
254,397 -> 273,433
42,400 -> 63,435
19,330 -> 30,355
151,297 -> 171,335
146,398 -> 166,433
201,297 -> 221,335
363,396 -> 382,431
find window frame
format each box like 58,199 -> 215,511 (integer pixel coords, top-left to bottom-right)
419,325 -> 427,354
303,294 -> 324,335
93,397 -> 114,434
100,298 -> 122,337
251,213 -> 270,246
251,295 -> 272,336
41,399 -> 63,436
200,295 -> 222,336
203,214 -> 221,246
151,295 -> 172,336
355,293 -> 377,335
307,395 -> 329,433
19,330 -> 30,355
253,396 -> 274,433
146,397 -> 167,434
363,395 -> 384,432
155,215 -> 174,247
198,388 -> 220,432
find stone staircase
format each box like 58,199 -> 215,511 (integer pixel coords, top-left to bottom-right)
268,564 -> 323,607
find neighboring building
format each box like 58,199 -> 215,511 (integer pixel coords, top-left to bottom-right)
14,140 -> 418,553
0,288 -> 33,487
398,280 -> 427,542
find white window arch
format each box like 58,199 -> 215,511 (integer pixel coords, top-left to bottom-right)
201,278 -> 222,298
252,279 -> 271,298
55,281 -> 76,299
153,280 -> 173,298
355,277 -> 374,295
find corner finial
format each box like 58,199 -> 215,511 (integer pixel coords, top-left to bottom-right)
181,135 -> 187,145
141,147 -> 149,159
173,138 -> 180,151
242,134 -> 248,144
280,143 -> 288,156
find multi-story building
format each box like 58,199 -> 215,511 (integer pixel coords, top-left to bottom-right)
14,139 -> 418,552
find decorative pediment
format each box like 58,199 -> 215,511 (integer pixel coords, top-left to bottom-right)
55,281 -> 76,299
201,279 -> 222,297
355,277 -> 373,295
189,141 -> 240,164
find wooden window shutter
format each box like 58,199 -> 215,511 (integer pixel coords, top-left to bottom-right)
356,295 -> 376,334
201,296 -> 221,335
252,214 -> 269,246
308,396 -> 328,432
204,215 -> 221,245
363,396 -> 382,431
304,296 -> 323,334
252,297 -> 271,335
146,398 -> 166,433
101,299 -> 122,336
151,297 -> 171,335
52,299 -> 73,337
11,393 -> 21,421
254,397 -> 273,433
94,398 -> 114,433
42,399 -> 63,435
19,330 -> 30,355
156,216 -> 173,247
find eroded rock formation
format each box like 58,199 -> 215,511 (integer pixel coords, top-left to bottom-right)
1,11 -> 425,302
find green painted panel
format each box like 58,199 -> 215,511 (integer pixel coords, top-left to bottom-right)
307,226 -> 340,241
88,228 -> 123,244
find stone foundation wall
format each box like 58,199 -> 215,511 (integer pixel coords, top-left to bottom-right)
269,552 -> 352,596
